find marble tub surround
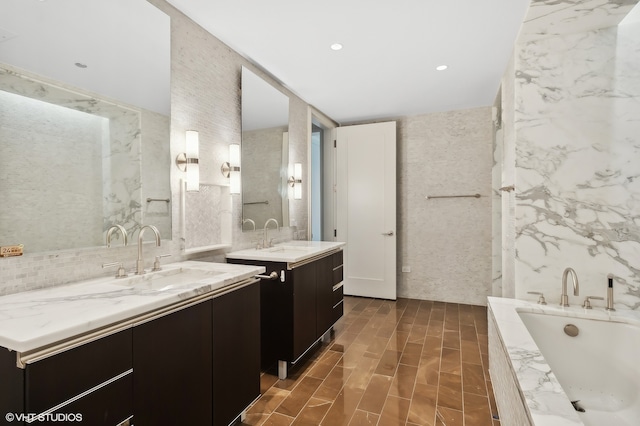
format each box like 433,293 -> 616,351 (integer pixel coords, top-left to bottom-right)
0,261 -> 264,353
225,240 -> 345,264
487,296 -> 640,426
497,1 -> 640,305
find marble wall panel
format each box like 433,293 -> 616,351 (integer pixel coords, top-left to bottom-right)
514,22 -> 640,309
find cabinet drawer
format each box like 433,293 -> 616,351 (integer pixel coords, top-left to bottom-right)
332,285 -> 344,306
332,265 -> 343,285
332,251 -> 343,268
25,329 -> 132,414
333,300 -> 344,323
63,371 -> 132,426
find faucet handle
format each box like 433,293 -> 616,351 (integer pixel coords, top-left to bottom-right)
152,254 -> 171,271
582,296 -> 604,309
527,291 -> 547,305
102,262 -> 127,279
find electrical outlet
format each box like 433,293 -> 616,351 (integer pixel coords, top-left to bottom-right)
402,266 -> 411,273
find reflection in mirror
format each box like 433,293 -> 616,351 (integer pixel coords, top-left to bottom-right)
241,67 -> 290,231
0,0 -> 171,253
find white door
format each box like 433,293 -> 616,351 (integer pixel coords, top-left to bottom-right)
336,121 -> 396,300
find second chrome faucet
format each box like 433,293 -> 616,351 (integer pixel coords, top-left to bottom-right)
136,225 -> 161,275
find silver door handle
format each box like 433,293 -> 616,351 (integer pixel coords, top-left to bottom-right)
381,231 -> 394,236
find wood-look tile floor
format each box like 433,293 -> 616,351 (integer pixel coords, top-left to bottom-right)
243,296 -> 500,426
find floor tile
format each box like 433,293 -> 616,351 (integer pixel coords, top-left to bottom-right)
244,297 -> 499,426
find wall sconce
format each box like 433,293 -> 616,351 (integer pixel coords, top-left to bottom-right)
176,130 -> 200,192
288,163 -> 302,200
221,143 -> 241,194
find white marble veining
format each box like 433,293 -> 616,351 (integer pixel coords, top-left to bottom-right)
226,240 -> 344,264
488,296 -> 640,425
508,6 -> 640,309
522,0 -> 637,41
0,261 -> 264,353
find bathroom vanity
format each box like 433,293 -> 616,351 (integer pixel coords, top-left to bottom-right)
226,241 -> 345,379
0,261 -> 264,426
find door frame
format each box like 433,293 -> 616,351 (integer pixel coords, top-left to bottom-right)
307,107 -> 338,241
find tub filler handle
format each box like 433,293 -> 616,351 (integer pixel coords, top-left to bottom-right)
527,291 -> 547,305
582,296 -> 604,309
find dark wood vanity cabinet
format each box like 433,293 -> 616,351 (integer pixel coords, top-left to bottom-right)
228,249 -> 344,375
133,299 -> 213,426
0,281 -> 261,426
133,280 -> 261,426
212,281 -> 261,426
0,329 -> 133,426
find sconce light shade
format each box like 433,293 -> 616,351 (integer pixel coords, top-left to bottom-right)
221,143 -> 241,194
288,162 -> 303,200
176,130 -> 200,192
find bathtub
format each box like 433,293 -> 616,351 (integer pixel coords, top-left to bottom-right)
487,297 -> 640,426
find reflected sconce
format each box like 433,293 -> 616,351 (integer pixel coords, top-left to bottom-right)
221,143 -> 241,194
288,163 -> 302,200
176,130 -> 200,192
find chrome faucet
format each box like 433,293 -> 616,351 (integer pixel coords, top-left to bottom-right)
263,218 -> 279,248
136,225 -> 161,275
560,267 -> 579,307
106,225 -> 128,247
243,218 -> 256,231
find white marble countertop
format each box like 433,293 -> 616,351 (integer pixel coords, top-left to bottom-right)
225,240 -> 345,264
0,261 -> 264,353
487,296 -> 640,426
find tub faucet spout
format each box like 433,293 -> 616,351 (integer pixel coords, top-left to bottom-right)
560,267 -> 579,307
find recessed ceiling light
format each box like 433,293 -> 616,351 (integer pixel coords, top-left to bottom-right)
330,43 -> 343,51
75,62 -> 88,69
436,65 -> 448,71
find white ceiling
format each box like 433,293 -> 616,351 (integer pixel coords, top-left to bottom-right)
0,0 -> 170,115
167,0 -> 531,124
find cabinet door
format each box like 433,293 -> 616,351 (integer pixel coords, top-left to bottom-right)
316,254 -> 335,336
133,300 -> 212,426
292,261 -> 317,360
0,347 -> 23,422
212,281 -> 260,426
25,329 -> 132,426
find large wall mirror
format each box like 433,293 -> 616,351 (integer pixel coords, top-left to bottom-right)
241,67 -> 290,231
0,0 -> 171,253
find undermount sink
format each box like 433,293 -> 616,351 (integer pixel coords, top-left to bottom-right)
264,245 -> 315,253
113,267 -> 224,291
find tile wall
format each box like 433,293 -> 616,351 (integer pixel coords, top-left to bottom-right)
396,108 -> 494,305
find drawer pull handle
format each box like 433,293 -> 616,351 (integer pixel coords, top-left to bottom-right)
255,271 -> 279,280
